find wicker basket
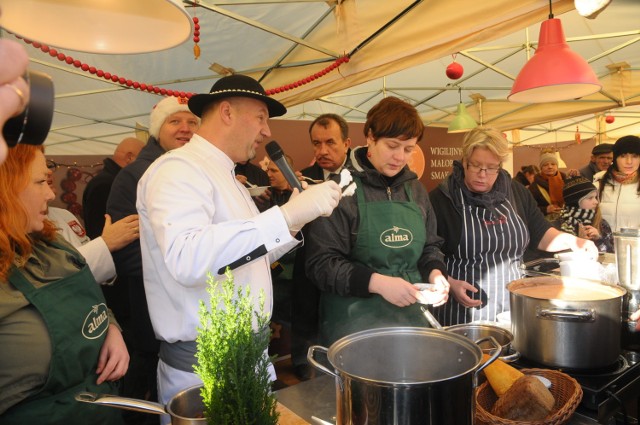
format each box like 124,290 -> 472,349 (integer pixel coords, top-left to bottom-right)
475,368 -> 583,425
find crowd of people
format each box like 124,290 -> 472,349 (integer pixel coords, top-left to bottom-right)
2,36 -> 640,425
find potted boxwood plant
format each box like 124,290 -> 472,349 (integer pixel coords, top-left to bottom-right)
194,269 -> 279,425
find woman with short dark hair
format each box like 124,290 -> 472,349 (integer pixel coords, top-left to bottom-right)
513,164 -> 539,188
306,97 -> 449,345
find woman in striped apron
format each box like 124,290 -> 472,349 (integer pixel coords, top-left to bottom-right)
429,127 -> 598,325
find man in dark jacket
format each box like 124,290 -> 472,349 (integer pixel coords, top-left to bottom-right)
105,96 -> 199,425
291,113 -> 351,380
578,143 -> 613,181
83,137 -> 144,239
82,136 -> 143,340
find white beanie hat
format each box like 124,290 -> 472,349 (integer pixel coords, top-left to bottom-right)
148,96 -> 195,139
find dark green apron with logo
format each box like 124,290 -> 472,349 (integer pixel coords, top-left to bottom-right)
319,177 -> 428,346
1,240 -> 123,425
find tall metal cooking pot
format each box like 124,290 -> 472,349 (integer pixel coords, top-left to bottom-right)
307,327 -> 499,425
508,276 -> 626,369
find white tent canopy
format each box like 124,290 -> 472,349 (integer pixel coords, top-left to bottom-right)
6,0 -> 639,155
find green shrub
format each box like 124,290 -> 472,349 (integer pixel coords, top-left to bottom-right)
194,269 -> 279,425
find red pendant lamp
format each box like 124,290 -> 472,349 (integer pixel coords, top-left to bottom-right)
508,0 -> 601,103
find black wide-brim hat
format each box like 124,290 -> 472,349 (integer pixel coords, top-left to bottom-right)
188,74 -> 286,118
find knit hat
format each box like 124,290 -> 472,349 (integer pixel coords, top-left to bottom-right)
148,96 -> 196,139
188,74 -> 286,118
563,175 -> 597,207
612,135 -> 640,160
539,151 -> 558,168
592,143 -> 613,155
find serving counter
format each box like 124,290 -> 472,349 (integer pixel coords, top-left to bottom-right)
276,374 -> 602,425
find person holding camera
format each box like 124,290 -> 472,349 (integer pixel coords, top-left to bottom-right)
0,39 -> 30,164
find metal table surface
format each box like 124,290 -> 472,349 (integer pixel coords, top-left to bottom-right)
276,374 -> 600,425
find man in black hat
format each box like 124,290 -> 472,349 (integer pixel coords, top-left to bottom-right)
578,143 -> 613,181
136,74 -> 342,414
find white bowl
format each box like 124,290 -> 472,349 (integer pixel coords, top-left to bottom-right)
495,311 -> 512,331
559,260 -> 600,279
248,186 -> 269,197
555,251 -> 597,262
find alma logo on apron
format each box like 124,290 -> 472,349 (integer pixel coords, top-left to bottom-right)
82,303 -> 110,339
379,226 -> 414,248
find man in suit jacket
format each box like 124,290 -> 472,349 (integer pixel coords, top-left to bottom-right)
292,113 -> 351,380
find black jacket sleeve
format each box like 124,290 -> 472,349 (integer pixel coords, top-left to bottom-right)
106,168 -> 143,276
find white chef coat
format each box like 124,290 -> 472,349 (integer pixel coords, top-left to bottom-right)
594,170 -> 640,231
137,134 -> 299,344
47,206 -> 116,284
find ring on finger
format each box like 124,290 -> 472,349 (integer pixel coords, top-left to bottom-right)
4,83 -> 26,110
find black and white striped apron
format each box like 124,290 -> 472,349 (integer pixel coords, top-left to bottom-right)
436,188 -> 529,325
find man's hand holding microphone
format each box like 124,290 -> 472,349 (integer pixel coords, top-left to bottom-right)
265,141 -> 341,233
280,180 -> 341,233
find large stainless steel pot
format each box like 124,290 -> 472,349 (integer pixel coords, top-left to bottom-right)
508,276 -> 626,369
75,384 -> 205,425
307,327 -> 499,425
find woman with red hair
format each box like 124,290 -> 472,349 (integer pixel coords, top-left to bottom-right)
0,145 -> 128,424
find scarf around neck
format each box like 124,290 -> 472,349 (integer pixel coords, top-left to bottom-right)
613,169 -> 639,184
539,172 -> 565,206
448,160 -> 511,219
560,206 -> 595,235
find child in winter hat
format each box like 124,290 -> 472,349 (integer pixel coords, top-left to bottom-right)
560,175 -> 613,253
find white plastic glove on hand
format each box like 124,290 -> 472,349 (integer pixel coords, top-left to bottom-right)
280,180 -> 341,233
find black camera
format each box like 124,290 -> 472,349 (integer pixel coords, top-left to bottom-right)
2,70 -> 54,147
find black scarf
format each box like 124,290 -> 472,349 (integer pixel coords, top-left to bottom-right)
560,206 -> 595,235
448,160 -> 511,219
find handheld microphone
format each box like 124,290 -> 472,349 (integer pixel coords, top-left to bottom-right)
265,141 -> 304,192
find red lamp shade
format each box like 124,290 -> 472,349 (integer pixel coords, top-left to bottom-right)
508,18 -> 601,103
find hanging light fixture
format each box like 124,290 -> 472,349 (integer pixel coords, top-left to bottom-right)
508,0 -> 601,103
0,0 -> 193,54
448,87 -> 478,133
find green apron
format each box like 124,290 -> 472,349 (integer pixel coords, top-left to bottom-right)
1,240 -> 123,425
319,177 -> 428,346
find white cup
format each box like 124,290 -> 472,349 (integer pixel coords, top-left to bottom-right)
559,260 -> 600,279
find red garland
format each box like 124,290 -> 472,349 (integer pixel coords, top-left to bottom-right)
193,16 -> 201,60
19,36 -> 350,99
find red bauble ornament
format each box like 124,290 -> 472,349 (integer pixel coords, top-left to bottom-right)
67,168 -> 83,181
446,61 -> 464,80
61,192 -> 77,204
605,115 -> 615,124
61,179 -> 77,192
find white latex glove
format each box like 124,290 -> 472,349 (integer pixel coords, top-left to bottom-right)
280,180 -> 341,233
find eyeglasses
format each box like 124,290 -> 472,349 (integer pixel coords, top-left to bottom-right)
46,159 -> 58,171
466,162 -> 501,176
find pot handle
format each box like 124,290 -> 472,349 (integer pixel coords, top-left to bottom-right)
307,345 -> 337,379
308,345 -> 345,392
75,392 -> 168,416
537,308 -> 596,322
472,336 -> 501,384
498,350 -> 521,363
